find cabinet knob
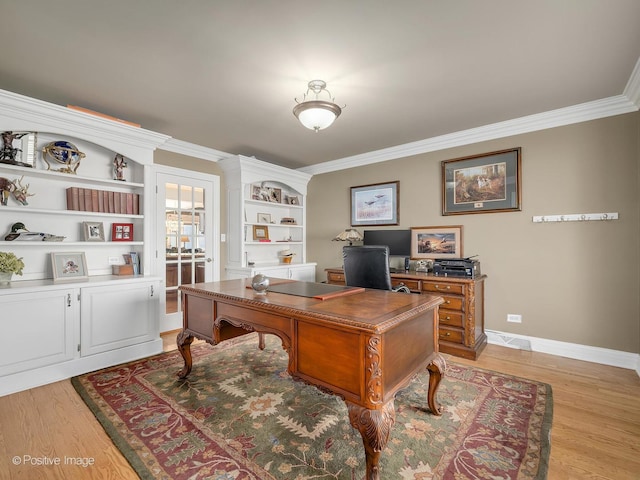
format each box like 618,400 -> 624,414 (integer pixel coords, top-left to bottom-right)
206,258 -> 212,263
440,332 -> 451,337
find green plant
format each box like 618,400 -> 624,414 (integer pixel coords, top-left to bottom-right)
0,251 -> 25,275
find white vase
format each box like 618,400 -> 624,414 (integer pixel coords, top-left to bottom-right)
0,272 -> 13,285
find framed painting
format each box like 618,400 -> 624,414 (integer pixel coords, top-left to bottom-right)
442,148 -> 521,215
252,225 -> 269,241
410,225 -> 463,259
50,252 -> 88,283
350,181 -> 399,226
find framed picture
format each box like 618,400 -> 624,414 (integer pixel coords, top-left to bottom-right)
286,195 -> 300,205
442,148 -> 521,215
350,181 -> 399,226
112,222 -> 133,241
253,225 -> 269,241
410,225 -> 463,259
50,252 -> 88,283
82,221 -> 105,241
257,213 -> 271,224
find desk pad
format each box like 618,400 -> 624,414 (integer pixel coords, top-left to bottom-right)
267,280 -> 364,300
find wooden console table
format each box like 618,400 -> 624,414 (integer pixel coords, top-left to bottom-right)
178,279 -> 445,480
326,268 -> 487,360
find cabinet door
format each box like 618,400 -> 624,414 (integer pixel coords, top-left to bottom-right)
0,289 -> 77,376
80,280 -> 159,356
289,265 -> 316,281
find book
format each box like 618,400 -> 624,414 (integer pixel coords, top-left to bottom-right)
129,251 -> 140,275
84,189 -> 93,212
91,189 -> 99,212
78,188 -> 85,211
66,187 -> 79,210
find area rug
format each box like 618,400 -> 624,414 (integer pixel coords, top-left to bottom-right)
72,333 -> 552,480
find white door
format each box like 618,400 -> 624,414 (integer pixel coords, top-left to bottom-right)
153,166 -> 220,332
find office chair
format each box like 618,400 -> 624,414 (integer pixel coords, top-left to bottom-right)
342,245 -> 410,292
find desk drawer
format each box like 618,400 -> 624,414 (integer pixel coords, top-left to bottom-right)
327,272 -> 345,284
439,326 -> 463,344
438,295 -> 464,311
422,282 -> 465,296
391,279 -> 421,291
439,310 -> 464,328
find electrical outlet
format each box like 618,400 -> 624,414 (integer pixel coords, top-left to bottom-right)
108,256 -> 121,265
507,313 -> 522,323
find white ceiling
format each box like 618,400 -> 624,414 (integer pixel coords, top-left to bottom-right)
2,1 -> 639,172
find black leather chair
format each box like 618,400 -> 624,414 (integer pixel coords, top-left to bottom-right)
342,245 -> 410,292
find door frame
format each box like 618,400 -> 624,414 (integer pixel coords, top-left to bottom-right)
148,164 -> 221,332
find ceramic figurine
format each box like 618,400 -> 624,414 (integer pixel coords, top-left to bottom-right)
4,222 -> 65,242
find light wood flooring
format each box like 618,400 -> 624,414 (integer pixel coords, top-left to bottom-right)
1,334 -> 638,479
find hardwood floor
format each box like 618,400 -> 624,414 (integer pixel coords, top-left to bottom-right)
1,335 -> 638,480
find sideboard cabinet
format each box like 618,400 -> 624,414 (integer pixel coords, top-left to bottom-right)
325,268 -> 487,360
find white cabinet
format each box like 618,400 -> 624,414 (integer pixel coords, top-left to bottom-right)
0,288 -> 77,377
0,277 -> 162,397
80,279 -> 159,356
218,155 -> 316,280
226,263 -> 316,282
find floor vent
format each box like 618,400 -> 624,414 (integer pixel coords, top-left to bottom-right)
487,331 -> 532,351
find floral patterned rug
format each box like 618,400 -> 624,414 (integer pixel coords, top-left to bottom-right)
72,333 -> 552,479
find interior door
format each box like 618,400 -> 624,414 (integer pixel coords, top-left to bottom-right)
154,167 -> 220,332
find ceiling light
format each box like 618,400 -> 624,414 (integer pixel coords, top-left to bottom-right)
293,80 -> 342,132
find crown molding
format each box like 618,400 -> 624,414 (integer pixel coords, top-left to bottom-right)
158,137 -> 230,162
299,94 -> 639,176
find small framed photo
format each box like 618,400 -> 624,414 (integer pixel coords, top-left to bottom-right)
350,181 -> 399,226
442,148 -> 521,215
50,252 -> 88,283
253,225 -> 269,241
410,225 -> 464,260
112,222 -> 133,241
257,213 -> 271,224
83,221 -> 105,241
286,195 -> 300,205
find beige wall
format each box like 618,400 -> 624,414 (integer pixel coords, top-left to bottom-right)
306,113 -> 640,354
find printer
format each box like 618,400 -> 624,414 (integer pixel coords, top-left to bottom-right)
433,257 -> 481,278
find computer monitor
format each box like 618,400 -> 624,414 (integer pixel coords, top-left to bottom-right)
363,229 -> 411,256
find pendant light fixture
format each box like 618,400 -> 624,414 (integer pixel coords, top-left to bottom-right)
293,80 -> 342,132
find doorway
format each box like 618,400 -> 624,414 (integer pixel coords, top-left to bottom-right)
153,166 -> 220,332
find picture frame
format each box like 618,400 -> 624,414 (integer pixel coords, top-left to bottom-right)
350,181 -> 399,226
286,195 -> 300,205
82,221 -> 105,241
50,252 -> 88,283
112,222 -> 133,241
252,225 -> 269,241
442,148 -> 521,215
257,213 -> 272,224
410,225 -> 464,259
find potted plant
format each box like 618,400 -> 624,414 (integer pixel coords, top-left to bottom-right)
0,251 -> 24,284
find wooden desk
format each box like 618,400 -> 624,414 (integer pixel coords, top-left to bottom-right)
326,268 -> 487,360
178,279 -> 445,480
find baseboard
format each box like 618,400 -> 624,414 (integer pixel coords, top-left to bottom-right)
0,339 -> 163,397
486,330 -> 640,377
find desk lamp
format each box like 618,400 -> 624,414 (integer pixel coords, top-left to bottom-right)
332,228 -> 363,246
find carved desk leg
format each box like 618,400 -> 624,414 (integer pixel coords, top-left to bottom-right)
176,330 -> 194,378
346,400 -> 396,480
426,354 -> 447,415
